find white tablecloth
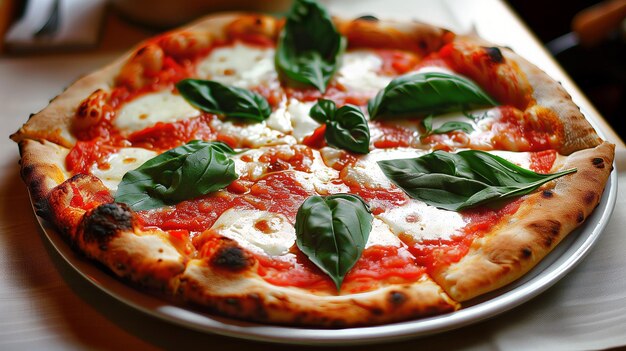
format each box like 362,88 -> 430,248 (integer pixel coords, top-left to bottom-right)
1,1 -> 625,349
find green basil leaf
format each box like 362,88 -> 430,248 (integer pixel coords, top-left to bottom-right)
295,194 -> 373,291
275,0 -> 346,93
377,150 -> 576,211
176,79 -> 271,122
368,72 -> 498,120
115,140 -> 238,210
422,115 -> 474,137
309,98 -> 336,124
310,99 -> 370,154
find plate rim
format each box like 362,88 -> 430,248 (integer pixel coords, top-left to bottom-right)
31,166 -> 618,346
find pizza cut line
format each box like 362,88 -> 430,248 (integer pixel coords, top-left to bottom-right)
12,0 -> 615,328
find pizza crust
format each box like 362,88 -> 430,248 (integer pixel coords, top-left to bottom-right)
178,253 -> 458,327
434,141 -> 614,301
444,37 -> 603,155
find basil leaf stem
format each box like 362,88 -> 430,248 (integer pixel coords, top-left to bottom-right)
276,0 -> 346,93
176,79 -> 271,122
295,194 -> 373,291
377,150 -> 576,211
368,72 -> 498,120
115,141 -> 238,210
310,99 -> 370,154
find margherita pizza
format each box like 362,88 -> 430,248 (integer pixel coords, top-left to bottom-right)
11,0 -> 615,328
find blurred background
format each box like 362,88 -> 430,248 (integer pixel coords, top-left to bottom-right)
0,0 -> 624,140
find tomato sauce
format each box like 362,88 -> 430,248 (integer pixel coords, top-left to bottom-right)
349,185 -> 409,215
285,83 -> 371,107
137,191 -> 256,233
66,139 -> 122,174
127,114 -> 217,151
257,245 -> 426,292
370,121 -> 417,149
376,49 -> 420,75
248,172 -> 311,220
530,150 -> 557,173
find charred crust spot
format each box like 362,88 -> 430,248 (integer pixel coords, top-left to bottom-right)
542,190 -> 554,198
521,247 -> 532,259
81,203 -> 133,247
330,319 -> 348,328
370,307 -> 384,316
389,291 -> 407,306
483,46 -> 504,63
254,17 -> 263,26
210,245 -> 255,271
592,157 -> 605,169
418,40 -> 428,50
576,210 -> 585,223
528,219 -> 561,247
356,15 -> 378,22
135,46 -> 148,56
225,298 -> 239,306
583,190 -> 597,205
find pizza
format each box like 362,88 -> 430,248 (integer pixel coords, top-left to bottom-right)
11,0 -> 615,328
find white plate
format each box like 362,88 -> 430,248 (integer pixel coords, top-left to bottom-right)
31,168 -> 617,346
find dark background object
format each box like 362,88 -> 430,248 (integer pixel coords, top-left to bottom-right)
505,0 -> 626,141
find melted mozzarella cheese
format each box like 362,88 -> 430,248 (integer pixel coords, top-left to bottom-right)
342,148 -> 426,189
287,99 -> 319,141
378,200 -> 466,242
290,149 -> 349,195
336,51 -> 392,93
210,118 -> 296,148
265,100 -> 293,134
195,43 -> 277,89
91,147 -> 158,192
114,91 -> 200,134
210,209 -> 295,256
366,218 -> 403,248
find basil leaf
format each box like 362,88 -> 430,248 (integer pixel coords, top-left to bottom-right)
115,141 -> 238,210
275,0 -> 346,93
309,98 -> 336,124
377,150 -> 576,211
295,194 -> 373,290
422,115 -> 474,137
368,72 -> 498,120
176,79 -> 271,122
310,99 -> 370,154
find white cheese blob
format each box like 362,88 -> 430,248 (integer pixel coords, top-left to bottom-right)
336,50 -> 393,93
366,218 -> 403,248
210,118 -> 296,148
114,90 -> 200,134
342,148 -> 426,189
290,157 -> 349,195
287,98 -> 319,142
195,43 -> 277,89
378,200 -> 466,242
210,209 -> 295,256
265,100 -> 293,134
91,147 -> 158,192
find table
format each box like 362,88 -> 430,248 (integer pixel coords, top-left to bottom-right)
1,1 -> 625,350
